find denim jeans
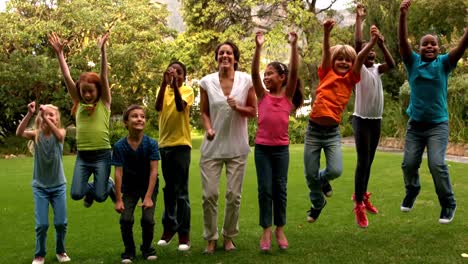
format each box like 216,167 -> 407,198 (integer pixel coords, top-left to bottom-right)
402,120 -> 455,208
304,121 -> 342,209
255,144 -> 289,228
159,146 -> 191,236
352,116 -> 381,202
33,184 -> 67,258
71,149 -> 113,202
120,186 -> 158,253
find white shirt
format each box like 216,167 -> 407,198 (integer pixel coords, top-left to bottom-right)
353,64 -> 384,119
199,71 -> 252,158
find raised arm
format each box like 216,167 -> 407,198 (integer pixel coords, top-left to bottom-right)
448,28 -> 468,66
200,88 -> 215,140
99,32 -> 111,107
171,73 -> 186,112
48,33 -> 79,103
155,69 -> 170,112
399,0 -> 412,62
376,34 -> 396,74
321,19 -> 335,70
39,105 -> 66,143
354,3 -> 366,53
252,31 -> 266,99
285,32 -> 299,101
353,25 -> 379,75
16,101 -> 36,140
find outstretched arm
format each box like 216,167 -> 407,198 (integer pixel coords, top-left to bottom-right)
321,19 -> 335,70
252,31 -> 266,99
448,28 -> 468,66
377,34 -> 396,74
354,3 -> 366,53
99,33 -> 111,107
398,0 -> 412,62
285,32 -> 299,101
354,25 -> 379,75
48,33 -> 79,103
16,101 -> 36,140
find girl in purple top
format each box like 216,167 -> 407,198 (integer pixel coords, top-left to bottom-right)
251,31 -> 303,252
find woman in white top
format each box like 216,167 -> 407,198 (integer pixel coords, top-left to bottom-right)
199,41 -> 257,253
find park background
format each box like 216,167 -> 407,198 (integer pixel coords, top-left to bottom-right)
0,0 -> 467,263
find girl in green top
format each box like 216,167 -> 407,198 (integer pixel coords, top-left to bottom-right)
49,32 -> 115,208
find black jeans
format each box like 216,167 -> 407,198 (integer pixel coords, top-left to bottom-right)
159,146 -> 191,236
120,187 -> 158,254
352,116 -> 381,202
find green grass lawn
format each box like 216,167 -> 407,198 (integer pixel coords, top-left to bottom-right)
1,144 -> 467,264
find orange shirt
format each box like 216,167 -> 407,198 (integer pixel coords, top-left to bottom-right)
310,67 -> 360,125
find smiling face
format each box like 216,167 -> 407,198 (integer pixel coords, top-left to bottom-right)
263,64 -> 286,92
79,82 -> 99,104
419,34 -> 439,61
42,107 -> 59,127
333,55 -> 354,76
124,108 -> 146,132
216,44 -> 237,71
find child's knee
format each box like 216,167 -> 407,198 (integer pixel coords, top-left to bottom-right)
35,224 -> 49,234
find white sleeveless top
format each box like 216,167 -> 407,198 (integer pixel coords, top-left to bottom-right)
199,71 -> 252,158
353,64 -> 384,119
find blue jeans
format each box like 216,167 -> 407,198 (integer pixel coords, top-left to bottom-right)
33,184 -> 67,258
255,144 -> 289,228
159,146 -> 191,236
304,121 -> 342,209
71,150 -> 113,202
402,120 -> 456,208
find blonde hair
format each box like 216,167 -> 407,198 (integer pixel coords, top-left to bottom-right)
33,104 -> 62,144
330,44 -> 357,64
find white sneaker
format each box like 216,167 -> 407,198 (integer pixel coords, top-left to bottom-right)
121,258 -> 133,263
32,257 -> 45,264
56,253 -> 71,262
146,255 -> 158,261
157,239 -> 171,246
178,243 -> 191,251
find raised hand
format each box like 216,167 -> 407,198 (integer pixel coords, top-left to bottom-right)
370,25 -> 380,41
400,0 -> 411,14
356,3 -> 366,19
27,101 -> 36,114
98,32 -> 109,51
377,33 -> 385,46
48,32 -> 65,54
323,19 -> 335,34
288,32 -> 298,45
164,67 -> 175,85
255,31 -> 265,47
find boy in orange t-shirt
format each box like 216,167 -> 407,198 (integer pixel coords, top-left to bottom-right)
304,19 -> 380,223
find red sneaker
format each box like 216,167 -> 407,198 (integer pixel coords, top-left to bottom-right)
363,192 -> 379,214
354,202 -> 368,228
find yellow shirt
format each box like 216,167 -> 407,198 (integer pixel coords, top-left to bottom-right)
158,84 -> 194,148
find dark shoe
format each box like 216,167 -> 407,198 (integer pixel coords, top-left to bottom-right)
439,206 -> 456,224
307,200 -> 327,223
157,230 -> 175,246
141,246 -> 157,260
178,234 -> 191,251
83,194 -> 94,208
322,181 -> 333,197
400,194 -> 417,212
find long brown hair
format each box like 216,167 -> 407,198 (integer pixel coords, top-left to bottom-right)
267,61 -> 304,109
72,72 -> 102,115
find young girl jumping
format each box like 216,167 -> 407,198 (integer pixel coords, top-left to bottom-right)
16,102 -> 71,264
251,31 -> 303,252
49,32 -> 115,207
304,19 -> 380,223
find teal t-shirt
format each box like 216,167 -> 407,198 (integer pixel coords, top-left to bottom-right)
33,132 -> 66,188
404,51 -> 456,123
